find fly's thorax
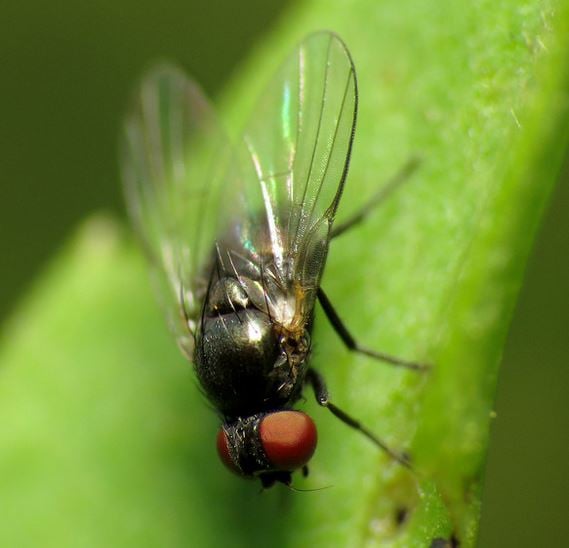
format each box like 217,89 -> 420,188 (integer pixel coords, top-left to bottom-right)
278,325 -> 311,368
194,276 -> 311,417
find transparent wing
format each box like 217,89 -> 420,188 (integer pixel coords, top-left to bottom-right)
120,64 -> 235,358
237,32 -> 357,314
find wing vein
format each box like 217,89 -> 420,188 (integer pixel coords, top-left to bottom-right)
307,66 -> 355,226
290,34 -> 333,252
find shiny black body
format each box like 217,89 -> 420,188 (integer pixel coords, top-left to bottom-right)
194,239 -> 313,421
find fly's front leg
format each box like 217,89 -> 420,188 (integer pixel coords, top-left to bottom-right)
317,288 -> 429,371
305,369 -> 411,468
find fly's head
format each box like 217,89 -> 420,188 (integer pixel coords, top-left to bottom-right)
216,410 -> 317,488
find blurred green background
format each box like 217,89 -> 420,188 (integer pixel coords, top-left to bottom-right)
1,1 -> 567,546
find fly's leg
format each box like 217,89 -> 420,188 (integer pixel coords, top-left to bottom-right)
325,156 -> 428,370
330,156 -> 421,240
317,288 -> 429,371
306,369 -> 411,468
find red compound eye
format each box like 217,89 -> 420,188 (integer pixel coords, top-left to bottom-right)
216,429 -> 242,476
259,411 -> 317,471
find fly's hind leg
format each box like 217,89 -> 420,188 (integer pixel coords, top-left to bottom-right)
306,369 -> 411,468
330,156 -> 421,240
317,288 -> 429,371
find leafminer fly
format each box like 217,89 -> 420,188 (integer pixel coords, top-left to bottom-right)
121,31 -> 426,489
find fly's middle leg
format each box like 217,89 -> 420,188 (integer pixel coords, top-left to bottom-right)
317,288 -> 429,371
305,368 -> 411,468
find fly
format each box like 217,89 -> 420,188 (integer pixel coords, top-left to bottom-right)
121,31 -> 426,489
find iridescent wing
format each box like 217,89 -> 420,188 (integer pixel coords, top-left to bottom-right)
235,32 -> 358,317
121,33 -> 357,358
121,65 -> 236,358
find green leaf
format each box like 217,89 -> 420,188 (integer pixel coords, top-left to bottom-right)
1,1 -> 568,546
